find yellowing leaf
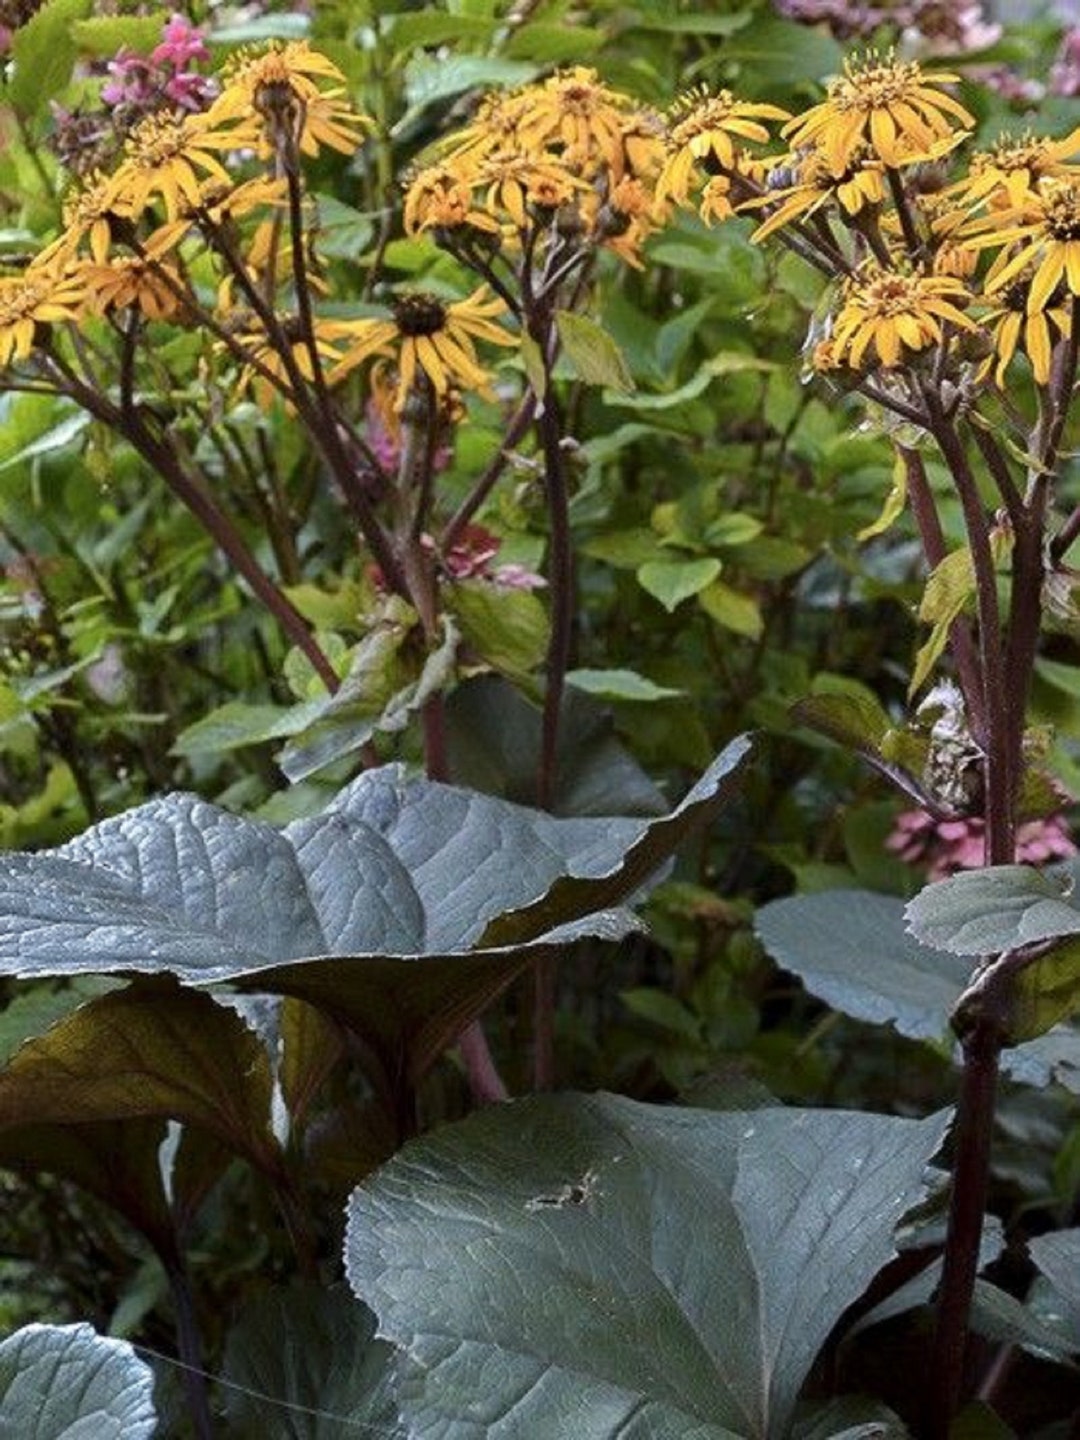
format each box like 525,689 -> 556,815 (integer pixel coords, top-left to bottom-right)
858,451 -> 907,542
555,311 -> 635,393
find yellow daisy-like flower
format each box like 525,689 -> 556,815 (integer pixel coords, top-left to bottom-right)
830,263 -> 977,369
657,88 -> 789,207
225,312 -> 344,410
403,161 -> 498,237
328,287 -> 517,408
974,178 -> 1080,313
83,255 -> 187,322
145,175 -> 287,253
510,68 -> 651,181
978,274 -> 1070,387
946,129 -> 1080,215
475,150 -> 585,231
0,262 -> 87,367
207,41 -> 370,161
36,171 -> 124,268
111,112 -> 234,222
745,146 -> 886,242
783,51 -> 973,173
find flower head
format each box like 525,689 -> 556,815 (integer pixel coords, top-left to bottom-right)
110,111 -> 233,220
830,262 -> 976,369
0,263 -> 86,367
657,87 -> 789,207
974,177 -> 1080,313
888,806 -> 1076,879
329,286 -> 517,408
783,51 -> 973,172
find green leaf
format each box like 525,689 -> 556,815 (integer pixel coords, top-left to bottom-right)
0,1323 -> 156,1437
790,690 -> 892,753
481,736 -> 754,947
6,0 -> 91,116
698,579 -> 763,639
1029,1229 -> 1080,1344
397,55 -> 537,132
612,353 -> 774,412
756,890 -> 972,1043
69,13 -> 166,54
345,1093 -> 950,1439
0,411 -> 89,474
555,311 -> 635,393
221,1285 -> 403,1437
384,11 -> 497,48
520,333 -> 547,401
621,988 -> 701,1041
910,547 -> 975,697
0,751 -> 750,1088
444,675 -> 667,816
448,580 -> 547,681
171,699 -> 323,758
1010,936 -> 1080,1042
504,21 -> 605,62
905,864 -> 1080,955
566,668 -> 683,703
637,558 -> 721,612
858,450 -> 908,542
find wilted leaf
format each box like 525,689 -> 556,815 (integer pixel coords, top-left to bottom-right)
0,1323 -> 156,1438
345,1093 -> 950,1440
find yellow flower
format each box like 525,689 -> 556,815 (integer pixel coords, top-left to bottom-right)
144,175 -> 287,253
83,254 -> 187,322
975,178 -> 1080,313
745,146 -> 886,242
978,274 -> 1070,386
0,262 -> 86,367
402,160 -> 499,236
830,263 -> 977,369
111,112 -> 234,222
946,130 -> 1080,214
657,88 -> 789,207
783,51 -> 973,173
475,150 -> 585,230
207,41 -> 370,160
328,287 -> 517,408
37,171 -> 124,267
224,312 -> 344,410
508,68 -> 654,181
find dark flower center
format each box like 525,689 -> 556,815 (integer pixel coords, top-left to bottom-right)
392,292 -> 448,336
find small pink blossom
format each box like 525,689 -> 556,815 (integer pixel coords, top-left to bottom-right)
887,807 -> 1077,880
151,13 -> 209,69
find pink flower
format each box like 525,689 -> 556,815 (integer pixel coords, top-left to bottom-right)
152,14 -> 210,69
887,807 -> 1077,880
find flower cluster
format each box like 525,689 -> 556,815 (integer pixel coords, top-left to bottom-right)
403,67 -> 667,268
887,807 -> 1077,879
101,13 -> 216,120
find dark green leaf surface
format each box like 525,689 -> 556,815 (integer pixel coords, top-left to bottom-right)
0,1323 -> 156,1438
345,1093 -> 949,1440
756,890 -> 972,1042
221,1285 -> 404,1438
0,750 -> 751,1080
905,865 -> 1080,956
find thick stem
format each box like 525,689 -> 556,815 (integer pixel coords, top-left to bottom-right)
926,1022 -> 1002,1438
534,377 -> 573,812
901,445 -> 985,742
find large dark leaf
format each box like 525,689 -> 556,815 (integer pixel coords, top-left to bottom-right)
0,982 -> 281,1173
0,1323 -> 157,1438
220,1284 -> 403,1438
345,1093 -> 949,1440
0,749 -> 752,1085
